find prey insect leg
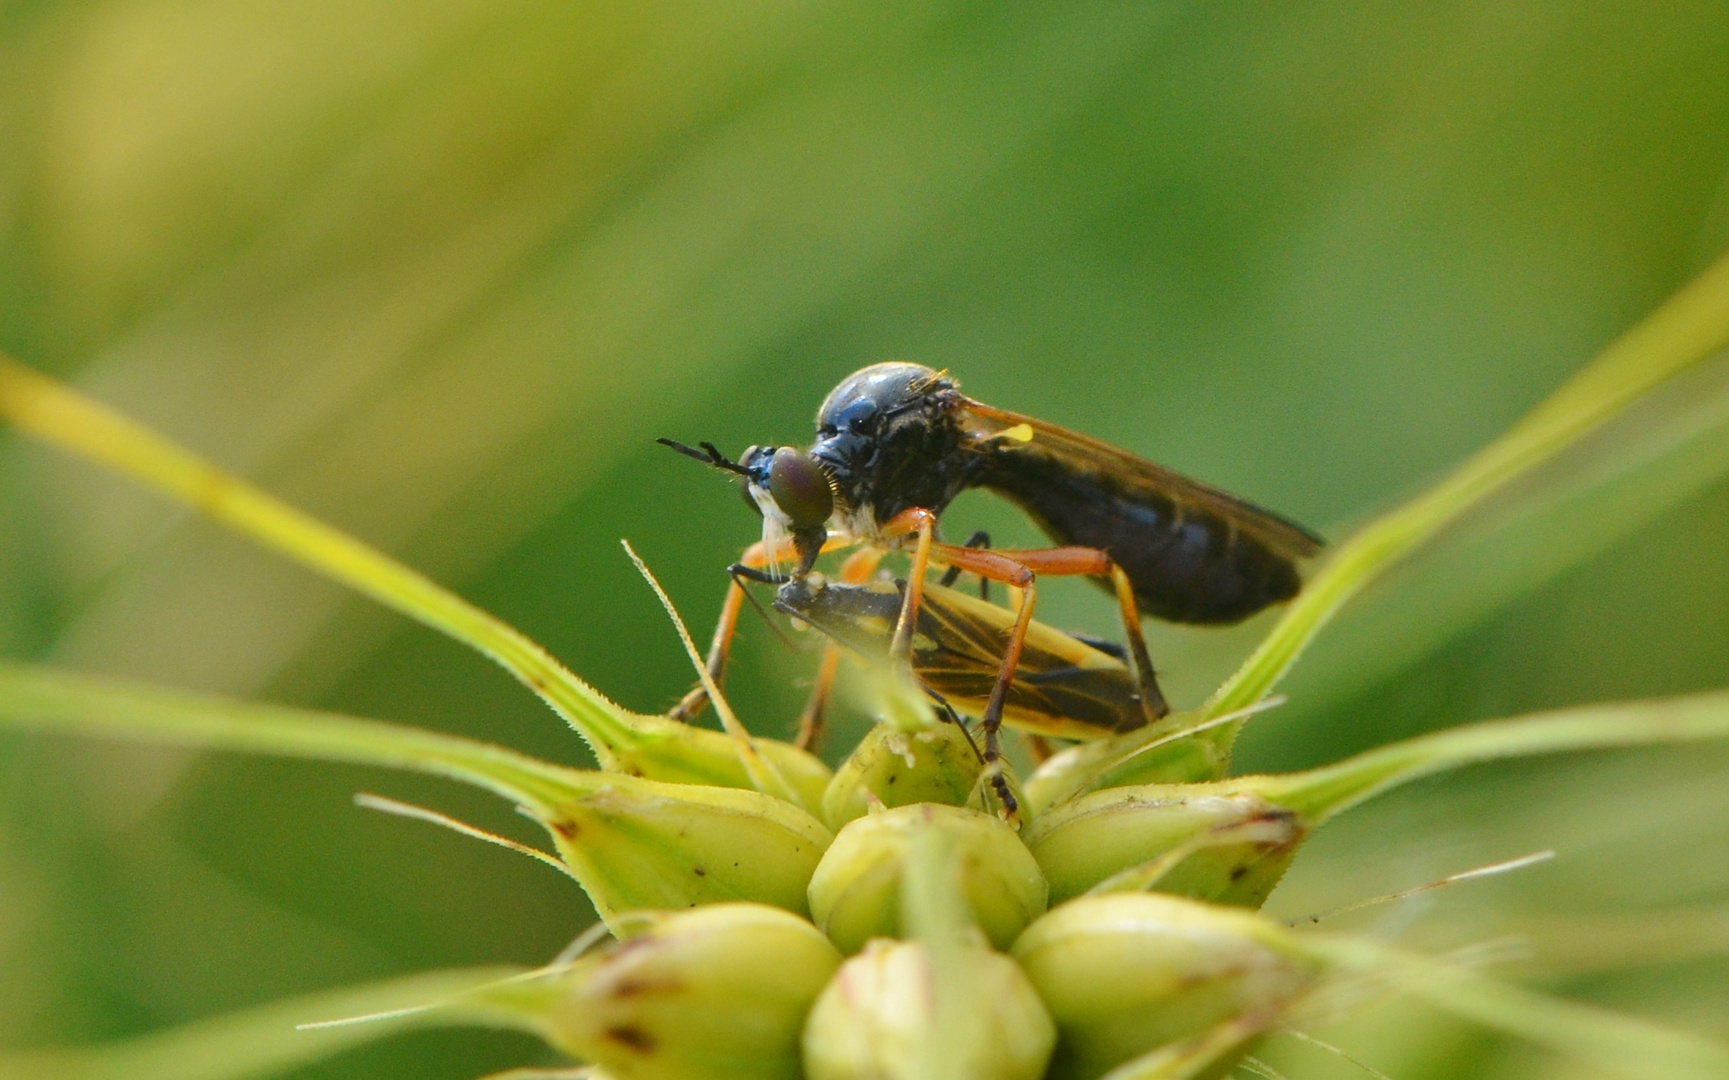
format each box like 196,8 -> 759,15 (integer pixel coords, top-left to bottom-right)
667,534 -> 846,723
938,530 -> 994,601
791,547 -> 884,751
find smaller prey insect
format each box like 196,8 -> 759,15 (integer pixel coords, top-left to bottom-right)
773,574 -> 1151,743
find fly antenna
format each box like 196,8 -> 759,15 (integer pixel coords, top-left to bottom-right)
657,437 -> 751,477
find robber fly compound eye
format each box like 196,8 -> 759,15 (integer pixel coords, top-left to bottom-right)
767,448 -> 834,532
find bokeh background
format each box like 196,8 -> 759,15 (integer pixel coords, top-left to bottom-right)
3,3 -> 1729,1077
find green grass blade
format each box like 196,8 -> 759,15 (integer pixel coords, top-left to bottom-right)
0,660 -> 593,812
1207,251 -> 1729,732
1308,939 -> 1729,1080
0,966 -> 538,1080
0,352 -> 635,765
1251,689 -> 1729,822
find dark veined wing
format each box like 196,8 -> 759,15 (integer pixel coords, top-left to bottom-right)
772,578 -> 1144,739
954,398 -> 1323,624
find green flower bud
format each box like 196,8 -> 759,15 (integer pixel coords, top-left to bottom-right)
543,903 -> 842,1080
807,803 -> 1047,953
821,719 -> 983,830
1024,714 -> 1229,816
802,935 -> 1056,1080
1022,783 -> 1307,907
541,773 -> 832,921
1011,893 -> 1320,1080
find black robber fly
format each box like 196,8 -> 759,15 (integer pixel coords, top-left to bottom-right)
797,362 -> 1322,621
661,362 -> 1321,817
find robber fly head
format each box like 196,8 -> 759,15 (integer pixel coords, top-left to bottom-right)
658,438 -> 835,571
809,362 -> 979,534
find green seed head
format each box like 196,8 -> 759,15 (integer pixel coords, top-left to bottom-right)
821,717 -> 984,830
543,903 -> 842,1080
807,802 -> 1048,953
1023,784 -> 1307,906
801,935 -> 1057,1080
541,775 -> 833,922
1011,893 -> 1321,1080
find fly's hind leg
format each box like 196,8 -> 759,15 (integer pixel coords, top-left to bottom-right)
1109,564 -> 1170,723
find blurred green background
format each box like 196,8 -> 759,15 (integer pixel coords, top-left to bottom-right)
2,3 -> 1728,1077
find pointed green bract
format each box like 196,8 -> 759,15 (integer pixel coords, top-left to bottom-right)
0,355 -> 830,804
1205,248 -> 1729,737
1244,688 -> 1729,822
1026,690 -> 1729,906
0,662 -> 833,923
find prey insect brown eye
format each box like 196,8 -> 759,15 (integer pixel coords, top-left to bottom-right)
767,448 -> 834,531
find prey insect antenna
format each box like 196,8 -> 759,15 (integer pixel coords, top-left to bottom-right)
731,574 -> 798,651
353,793 -> 573,878
1289,850 -> 1556,926
928,690 -> 986,762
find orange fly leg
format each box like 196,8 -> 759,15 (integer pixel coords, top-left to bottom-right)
988,545 -> 1170,723
987,545 -> 1112,576
793,547 -> 884,751
919,539 -> 1044,820
669,534 -> 845,722
879,507 -> 939,659
1109,563 -> 1169,721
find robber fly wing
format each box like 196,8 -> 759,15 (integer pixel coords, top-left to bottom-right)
955,398 -> 1323,624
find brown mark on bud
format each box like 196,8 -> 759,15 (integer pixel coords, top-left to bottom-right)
604,1025 -> 657,1053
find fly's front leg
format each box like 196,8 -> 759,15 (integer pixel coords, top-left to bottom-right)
878,507 -> 939,660
793,547 -> 884,751
667,546 -> 760,723
668,534 -> 845,723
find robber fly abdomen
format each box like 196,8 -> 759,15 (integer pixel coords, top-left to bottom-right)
973,447 -> 1305,624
